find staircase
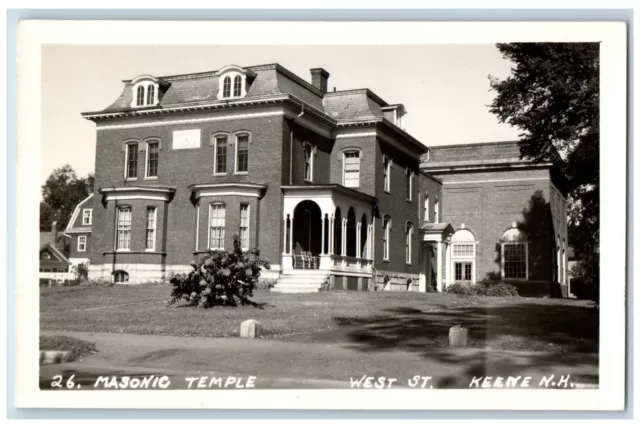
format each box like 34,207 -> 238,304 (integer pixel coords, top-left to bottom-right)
271,270 -> 329,293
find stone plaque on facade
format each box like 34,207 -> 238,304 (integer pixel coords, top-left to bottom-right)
172,129 -> 201,150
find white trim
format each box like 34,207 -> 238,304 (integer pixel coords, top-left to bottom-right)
101,186 -> 175,202
208,202 -> 226,250
239,203 -> 250,251
81,208 -> 93,226
144,139 -> 160,179
77,235 -> 87,252
95,109 -> 284,130
423,194 -> 430,222
501,241 -> 529,281
434,199 -> 440,223
442,177 -> 550,185
342,149 -> 361,188
335,131 -> 377,139
234,132 -> 251,174
124,141 -> 139,180
405,222 -> 413,265
212,133 -> 229,175
65,194 -> 94,233
190,183 -> 265,200
383,155 -> 392,193
382,215 -> 391,261
145,206 -> 158,251
303,142 -> 315,183
131,80 -> 160,108
195,201 -> 200,252
217,70 -> 247,100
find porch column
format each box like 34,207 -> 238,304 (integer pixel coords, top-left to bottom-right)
282,214 -> 293,270
319,213 -> 332,270
356,221 -> 362,258
445,240 -> 451,288
288,216 -> 294,257
436,240 -> 443,292
419,242 -> 427,292
341,218 -> 347,258
328,215 -> 334,255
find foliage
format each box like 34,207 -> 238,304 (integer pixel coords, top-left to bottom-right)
39,335 -> 98,362
72,262 -> 89,280
40,165 -> 94,231
256,279 -> 276,291
446,282 -> 519,297
570,254 -> 599,303
167,234 -> 270,308
489,43 -> 599,291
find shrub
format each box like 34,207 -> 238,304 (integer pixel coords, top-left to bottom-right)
446,282 -> 519,297
446,282 -> 482,296
256,279 -> 276,291
167,233 -> 270,308
484,282 -> 519,297
73,262 -> 89,280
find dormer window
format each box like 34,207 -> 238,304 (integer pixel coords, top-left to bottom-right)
216,65 -> 255,100
130,75 -> 166,108
382,104 -> 407,129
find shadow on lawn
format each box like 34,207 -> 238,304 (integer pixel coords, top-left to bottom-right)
332,301 -> 599,355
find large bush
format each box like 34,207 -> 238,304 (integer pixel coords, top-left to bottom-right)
446,282 -> 519,297
167,233 -> 270,308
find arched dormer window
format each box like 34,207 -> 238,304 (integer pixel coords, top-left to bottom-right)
147,84 -> 155,105
130,75 -> 164,108
216,65 -> 253,100
136,86 -> 145,106
233,75 -> 242,97
500,224 -> 528,280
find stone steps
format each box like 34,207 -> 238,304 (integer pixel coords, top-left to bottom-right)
271,271 -> 328,293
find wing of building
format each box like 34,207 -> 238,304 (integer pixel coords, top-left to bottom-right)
76,63 -> 569,297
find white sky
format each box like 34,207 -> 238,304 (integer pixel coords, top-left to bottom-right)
41,44 -> 520,183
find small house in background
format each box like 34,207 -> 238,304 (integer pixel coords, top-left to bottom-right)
39,221 -> 72,286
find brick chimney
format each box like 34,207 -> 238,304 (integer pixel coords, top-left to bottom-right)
51,221 -> 58,247
310,68 -> 330,93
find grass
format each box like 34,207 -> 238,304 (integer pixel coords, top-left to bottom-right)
40,283 -> 598,353
39,335 -> 98,362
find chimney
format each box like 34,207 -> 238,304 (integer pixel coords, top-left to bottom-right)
52,221 -> 58,246
310,68 -> 330,93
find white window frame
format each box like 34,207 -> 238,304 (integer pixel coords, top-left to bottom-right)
434,199 -> 440,223
116,206 -> 132,251
144,139 -> 160,179
77,235 -> 87,252
383,155 -> 392,193
405,222 -> 413,265
145,207 -> 157,251
501,241 -> 529,280
303,143 -> 315,183
82,208 -> 93,226
424,194 -> 430,222
406,168 -> 413,201
212,134 -> 229,175
208,203 -> 226,250
218,71 -> 247,100
124,142 -> 139,180
234,132 -> 250,175
239,203 -> 250,251
383,215 -> 391,261
131,81 -> 160,108
342,149 -> 361,188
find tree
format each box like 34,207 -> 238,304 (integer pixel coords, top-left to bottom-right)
40,165 -> 94,231
488,43 -> 599,291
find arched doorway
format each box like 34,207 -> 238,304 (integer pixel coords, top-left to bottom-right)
360,214 -> 368,258
334,207 -> 342,255
346,207 -> 357,257
292,200 -> 322,256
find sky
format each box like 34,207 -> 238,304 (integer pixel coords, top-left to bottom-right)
41,44 -> 520,183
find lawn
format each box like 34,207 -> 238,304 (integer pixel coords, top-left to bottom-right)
39,335 -> 97,362
40,284 -> 598,353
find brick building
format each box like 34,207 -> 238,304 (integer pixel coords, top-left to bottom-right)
77,63 -> 568,296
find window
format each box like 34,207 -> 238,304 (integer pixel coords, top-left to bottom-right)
453,244 -> 474,257
213,135 -> 228,174
82,209 -> 93,225
146,84 -> 155,105
406,168 -> 413,201
114,270 -> 129,283
223,76 -> 231,98
235,134 -> 249,173
434,199 -> 439,223
343,151 -> 360,187
383,215 -> 391,261
240,204 -> 250,250
209,203 -> 226,249
500,226 -> 528,280
146,141 -> 159,178
125,143 -> 138,179
383,155 -> 392,192
136,86 -> 145,106
233,75 -> 242,97
454,262 -> 473,281
405,222 -> 413,264
424,195 -> 429,221
77,235 -> 87,252
146,207 -> 157,251
304,144 -> 314,182
116,207 -> 132,250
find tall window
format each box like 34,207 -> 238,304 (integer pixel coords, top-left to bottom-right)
434,199 -> 439,223
146,84 -> 155,105
77,235 -> 87,252
383,155 -> 392,192
405,222 -> 413,264
304,144 -> 314,182
383,215 -> 391,261
343,151 -> 360,187
146,207 -> 157,250
451,229 -> 476,283
214,135 -> 227,174
82,209 -> 92,225
423,195 -> 429,221
209,203 -> 226,249
125,143 -> 138,179
116,207 -> 132,250
239,204 -> 250,250
146,141 -> 159,178
406,169 -> 413,201
501,227 -> 528,280
236,134 -> 249,173
136,86 -> 145,106
223,76 -> 231,98
233,75 -> 242,97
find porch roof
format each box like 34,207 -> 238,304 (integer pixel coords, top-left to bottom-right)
419,222 -> 454,233
281,184 -> 378,204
